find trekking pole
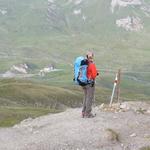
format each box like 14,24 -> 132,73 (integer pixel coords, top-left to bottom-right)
109,73 -> 118,107
93,92 -> 96,115
92,80 -> 97,116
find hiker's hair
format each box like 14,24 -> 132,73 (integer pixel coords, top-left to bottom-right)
86,51 -> 94,58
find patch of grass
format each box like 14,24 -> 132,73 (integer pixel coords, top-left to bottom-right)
106,128 -> 120,142
136,108 -> 147,114
140,146 -> 150,150
0,107 -> 61,127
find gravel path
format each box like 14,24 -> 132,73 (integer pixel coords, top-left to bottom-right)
0,102 -> 150,150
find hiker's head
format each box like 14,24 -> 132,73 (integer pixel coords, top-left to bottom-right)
86,51 -> 94,61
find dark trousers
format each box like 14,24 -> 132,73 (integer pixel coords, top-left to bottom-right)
82,84 -> 95,114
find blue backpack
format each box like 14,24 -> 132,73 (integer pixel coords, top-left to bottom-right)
74,56 -> 89,86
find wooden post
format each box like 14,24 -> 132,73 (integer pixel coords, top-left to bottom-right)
116,69 -> 121,104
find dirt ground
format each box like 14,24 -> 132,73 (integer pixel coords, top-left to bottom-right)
0,101 -> 150,150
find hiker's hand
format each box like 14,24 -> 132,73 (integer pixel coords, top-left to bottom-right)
96,69 -> 99,76
90,81 -> 95,87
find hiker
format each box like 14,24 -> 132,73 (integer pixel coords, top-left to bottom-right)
82,51 -> 99,118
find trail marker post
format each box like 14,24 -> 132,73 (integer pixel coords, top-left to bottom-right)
109,69 -> 121,107
109,73 -> 118,107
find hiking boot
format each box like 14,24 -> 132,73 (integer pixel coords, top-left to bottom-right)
81,111 -> 85,118
85,113 -> 96,118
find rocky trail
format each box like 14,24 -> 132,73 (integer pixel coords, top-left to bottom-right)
0,101 -> 150,150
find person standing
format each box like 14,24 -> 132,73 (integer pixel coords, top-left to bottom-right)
82,51 -> 99,118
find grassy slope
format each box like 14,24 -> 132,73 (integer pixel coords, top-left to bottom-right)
0,78 -> 81,127
0,107 -> 61,127
0,77 -> 112,127
0,71 -> 149,127
0,79 -> 83,108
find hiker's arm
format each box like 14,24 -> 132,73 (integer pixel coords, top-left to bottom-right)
91,64 -> 98,79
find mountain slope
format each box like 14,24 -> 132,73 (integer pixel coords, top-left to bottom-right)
0,0 -> 150,71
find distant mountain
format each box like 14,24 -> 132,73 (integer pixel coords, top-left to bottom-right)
0,0 -> 150,71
